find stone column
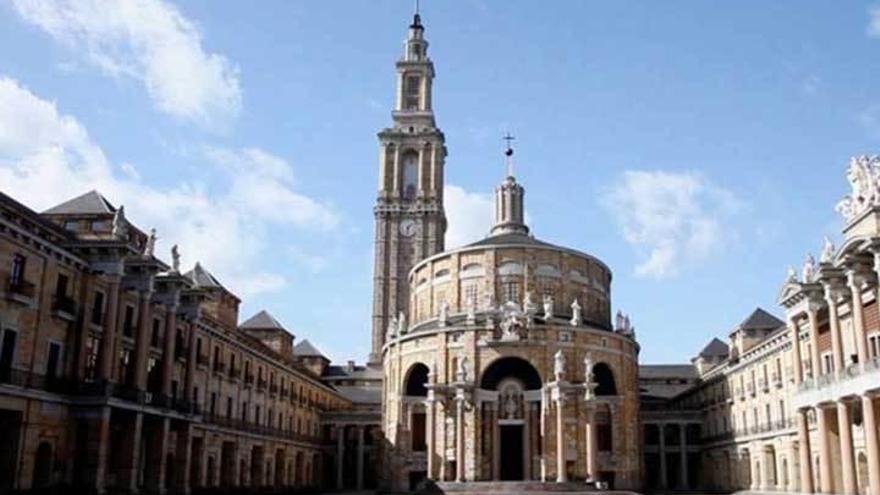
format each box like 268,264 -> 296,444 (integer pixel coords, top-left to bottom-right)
392,145 -> 401,195
456,396 -> 465,482
825,286 -> 846,373
175,424 -> 192,495
336,426 -> 344,490
133,290 -> 154,391
816,406 -> 834,493
788,440 -> 800,492
119,412 -> 144,492
847,271 -> 870,365
836,400 -> 857,495
585,406 -> 598,482
863,395 -> 880,495
679,423 -> 689,489
161,305 -> 178,401
426,398 -> 436,480
83,406 -> 112,493
555,395 -> 567,482
356,425 -> 365,490
807,303 -> 822,378
659,423 -> 668,490
790,316 -> 804,385
98,277 -> 121,382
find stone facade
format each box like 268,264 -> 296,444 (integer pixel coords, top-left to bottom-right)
0,190 -> 353,493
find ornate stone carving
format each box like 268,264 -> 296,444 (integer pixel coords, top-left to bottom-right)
438,300 -> 449,327
112,205 -> 128,238
171,244 -> 181,273
836,155 -> 880,223
570,299 -> 582,326
820,236 -> 835,264
786,265 -> 799,284
542,294 -> 554,321
523,291 -> 538,319
584,354 -> 596,400
397,311 -> 407,335
143,228 -> 157,257
386,315 -> 398,340
802,253 -> 816,284
554,349 -> 566,382
456,354 -> 469,382
465,296 -> 476,326
499,301 -> 525,340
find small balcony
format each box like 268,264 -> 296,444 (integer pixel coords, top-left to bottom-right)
269,384 -> 278,396
229,367 -> 240,381
213,362 -> 226,375
794,357 -> 880,409
196,353 -> 209,367
244,373 -> 254,386
51,295 -> 78,320
5,278 -> 35,305
257,378 -> 267,391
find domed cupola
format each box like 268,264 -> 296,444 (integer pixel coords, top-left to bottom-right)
490,138 -> 529,236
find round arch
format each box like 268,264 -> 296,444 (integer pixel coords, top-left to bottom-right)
404,362 -> 430,397
593,362 -> 617,396
480,356 -> 542,391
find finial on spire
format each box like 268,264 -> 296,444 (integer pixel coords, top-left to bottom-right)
503,133 -> 515,178
411,0 -> 423,28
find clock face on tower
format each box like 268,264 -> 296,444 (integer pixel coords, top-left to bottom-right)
399,219 -> 418,237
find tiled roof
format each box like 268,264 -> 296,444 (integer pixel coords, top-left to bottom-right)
184,262 -> 224,289
293,339 -> 325,358
43,190 -> 116,215
639,364 -> 698,379
240,310 -> 285,330
698,338 -> 729,358
739,307 -> 784,331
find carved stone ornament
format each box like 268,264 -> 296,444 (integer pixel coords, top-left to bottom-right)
499,301 -> 526,340
802,253 -> 816,284
143,228 -> 157,257
466,296 -> 476,326
570,298 -> 582,326
554,349 -> 566,381
438,300 -> 449,327
456,354 -> 469,382
112,205 -> 128,239
836,155 -> 880,223
820,236 -> 835,264
542,294 -> 554,321
397,311 -> 407,335
386,315 -> 398,340
171,244 -> 181,273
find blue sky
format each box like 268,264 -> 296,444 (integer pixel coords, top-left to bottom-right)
2,1 -> 880,364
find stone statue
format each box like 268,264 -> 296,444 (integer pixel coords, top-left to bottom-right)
386,315 -> 398,340
786,265 -> 798,283
584,354 -> 595,400
554,349 -> 566,381
615,310 -> 625,331
482,293 -> 494,311
499,301 -> 525,340
542,294 -> 554,321
171,244 -> 181,272
111,205 -> 127,238
523,291 -> 537,317
802,253 -> 816,284
820,236 -> 835,264
570,299 -> 582,326
836,155 -> 880,222
456,354 -> 469,382
466,296 -> 476,326
143,228 -> 157,257
438,301 -> 449,327
397,311 -> 407,335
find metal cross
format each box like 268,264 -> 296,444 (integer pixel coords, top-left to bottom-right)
503,133 -> 515,153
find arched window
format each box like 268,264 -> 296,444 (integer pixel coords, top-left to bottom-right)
404,363 -> 430,397
402,152 -> 418,200
593,362 -> 617,396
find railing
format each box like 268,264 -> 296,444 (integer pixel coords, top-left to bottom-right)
202,413 -> 322,443
196,353 -> 209,367
213,362 -> 226,374
772,373 -> 783,388
6,278 -> 35,299
269,384 -> 278,396
229,367 -> 240,379
257,378 -> 267,391
244,373 -> 254,386
52,295 -> 77,315
747,383 -> 756,397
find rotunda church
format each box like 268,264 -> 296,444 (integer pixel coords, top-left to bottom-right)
370,12 -> 641,492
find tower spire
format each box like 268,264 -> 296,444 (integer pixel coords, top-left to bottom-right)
503,133 -> 515,178
491,134 -> 528,236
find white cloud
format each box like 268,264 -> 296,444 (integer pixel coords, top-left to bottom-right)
869,6 -> 880,37
0,76 -> 335,298
444,184 -> 494,248
11,0 -> 241,129
602,170 -> 740,279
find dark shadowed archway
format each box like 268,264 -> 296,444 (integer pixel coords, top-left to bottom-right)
594,363 -> 617,396
480,356 -> 542,390
404,363 -> 430,396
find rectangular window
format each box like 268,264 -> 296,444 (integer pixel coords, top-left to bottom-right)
0,329 -> 17,379
210,392 -> 217,415
503,281 -> 519,304
151,318 -> 161,347
123,305 -> 135,337
55,273 -> 69,298
822,352 -> 834,374
84,335 -> 100,381
46,341 -> 62,380
9,254 -> 26,285
118,349 -> 132,385
91,291 -> 105,325
412,412 -> 427,451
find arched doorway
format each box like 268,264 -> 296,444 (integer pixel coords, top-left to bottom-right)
593,363 -> 616,396
32,442 -> 52,488
404,363 -> 430,457
479,357 -> 543,481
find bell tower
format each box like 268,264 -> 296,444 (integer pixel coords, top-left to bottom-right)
370,12 -> 447,364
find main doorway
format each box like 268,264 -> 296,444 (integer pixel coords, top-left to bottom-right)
499,424 -> 524,480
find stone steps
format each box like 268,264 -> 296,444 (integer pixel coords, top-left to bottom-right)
419,480 -> 639,495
